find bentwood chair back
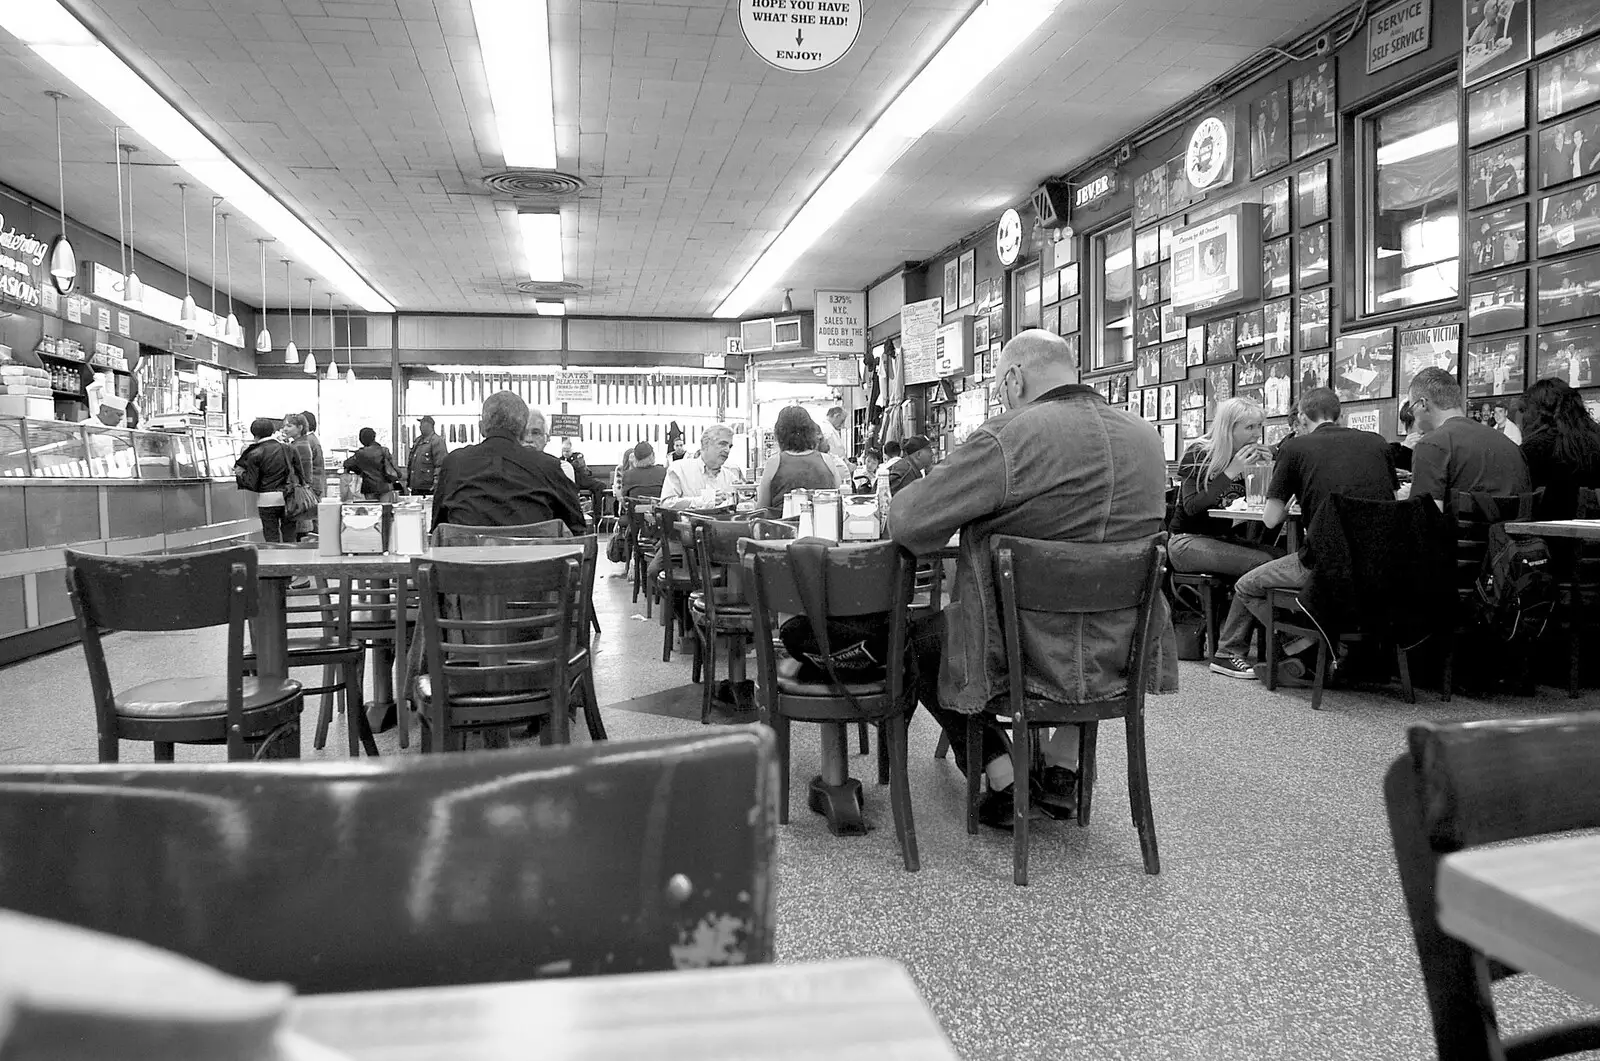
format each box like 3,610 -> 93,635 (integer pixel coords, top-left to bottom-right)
987,533 -> 1168,883
65,546 -> 303,763
0,730 -> 779,992
626,490 -> 662,610
685,518 -> 760,724
1383,714 -> 1600,1061
743,539 -> 920,871
1443,490 -> 1543,696
411,554 -> 577,751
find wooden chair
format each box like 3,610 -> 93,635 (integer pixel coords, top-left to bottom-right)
1169,571 -> 1228,657
744,540 -> 920,871
348,572 -> 418,748
64,546 -> 303,762
411,553 -> 578,752
656,506 -> 698,661
1441,491 -> 1543,698
1555,488 -> 1600,697
0,730 -> 778,991
685,518 -> 759,724
434,518 -> 596,635
627,490 -> 662,610
976,533 -> 1167,884
1383,714 -> 1600,1061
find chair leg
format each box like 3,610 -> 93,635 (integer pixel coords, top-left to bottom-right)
1012,713 -> 1030,886
1396,645 -> 1416,704
691,631 -> 703,685
662,592 -> 675,662
153,741 -> 175,762
700,626 -> 716,725
1569,618 -> 1582,698
550,683 -> 572,746
1310,640 -> 1330,711
1441,628 -> 1455,702
1201,584 -> 1216,656
1077,722 -> 1099,827
313,665 -> 335,751
1265,605 -> 1279,690
1125,711 -> 1161,875
934,731 -> 950,760
964,716 -> 982,836
352,665 -> 378,756
98,732 -> 119,763
875,721 -> 889,785
858,721 -> 870,755
580,669 -> 607,741
886,714 -> 920,872
773,714 -> 791,825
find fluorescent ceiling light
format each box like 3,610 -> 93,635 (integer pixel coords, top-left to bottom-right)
518,212 -> 563,282
470,0 -> 556,169
1,3 -> 395,313
534,300 -> 565,316
1377,123 -> 1458,165
714,0 -> 1065,319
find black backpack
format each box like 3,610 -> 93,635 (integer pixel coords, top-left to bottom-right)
1471,494 -> 1554,643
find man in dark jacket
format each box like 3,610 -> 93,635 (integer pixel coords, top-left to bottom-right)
886,435 -> 932,495
431,390 -> 586,534
406,416 -> 449,495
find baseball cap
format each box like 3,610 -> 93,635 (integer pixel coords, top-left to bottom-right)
417,415 -> 435,424
901,435 -> 930,455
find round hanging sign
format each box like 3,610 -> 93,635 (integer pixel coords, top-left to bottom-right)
1185,116 -> 1232,192
739,0 -> 862,73
996,208 -> 1023,266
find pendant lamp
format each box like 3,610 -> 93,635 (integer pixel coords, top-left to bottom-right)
254,239 -> 273,354
302,279 -> 317,374
46,91 -> 77,294
112,127 -> 128,301
208,196 -> 221,336
780,288 -> 793,313
221,212 -> 240,344
344,306 -> 357,384
177,183 -> 197,323
122,143 -> 143,307
282,259 -> 298,364
325,294 -> 339,381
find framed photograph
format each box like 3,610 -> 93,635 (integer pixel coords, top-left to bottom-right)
1135,305 -> 1163,348
1537,178 -> 1600,256
1333,326 -> 1396,401
1160,383 -> 1178,420
1262,177 -> 1291,239
1059,264 -> 1079,299
1134,168 -> 1168,226
1161,303 -> 1186,342
1205,316 -> 1237,363
942,259 -> 959,313
1537,249 -> 1600,323
1468,138 -> 1529,208
1290,61 -> 1336,158
1265,420 -> 1293,447
973,313 -> 991,353
1042,303 -> 1061,335
1263,237 -> 1293,297
1469,204 -> 1528,273
1059,298 -> 1080,334
1237,383 -> 1266,407
1298,223 -> 1332,287
1264,297 -> 1293,359
1109,374 -> 1130,404
1466,336 -> 1527,395
1296,160 -> 1331,223
1160,422 -> 1179,461
1205,364 -> 1234,417
1299,288 -> 1331,350
1166,156 -> 1194,215
958,250 -> 975,307
1041,267 -> 1061,306
1250,85 -> 1292,177
1463,0 -> 1532,86
1536,322 -> 1600,384
989,307 -> 1004,342
1180,407 -> 1206,443
1539,109 -> 1600,188
1537,0 -> 1600,53
1137,345 -> 1162,388
1468,73 -> 1528,147
1237,308 -> 1266,347
1160,340 -> 1187,382
1263,359 -> 1294,416
1142,387 -> 1161,420
1136,226 -> 1163,269
1237,344 -> 1266,386
1538,38 -> 1600,120
1136,264 -> 1163,307
1468,270 -> 1529,334
1159,259 -> 1174,297
1298,351 -> 1331,392
1398,324 -> 1462,394
1180,377 -> 1206,409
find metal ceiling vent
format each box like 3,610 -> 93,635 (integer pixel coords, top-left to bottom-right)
515,280 -> 583,296
482,169 -> 588,200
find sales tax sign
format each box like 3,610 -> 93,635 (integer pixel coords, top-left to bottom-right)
813,288 -> 865,354
1367,0 -> 1430,73
740,0 -> 861,72
550,414 -> 581,439
553,371 -> 593,402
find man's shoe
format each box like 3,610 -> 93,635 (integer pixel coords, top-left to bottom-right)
1209,654 -> 1258,680
977,781 -> 1058,831
1034,766 -> 1078,819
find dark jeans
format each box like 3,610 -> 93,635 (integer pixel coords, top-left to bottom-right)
1167,533 -> 1279,579
258,506 -> 300,544
905,612 -> 1010,770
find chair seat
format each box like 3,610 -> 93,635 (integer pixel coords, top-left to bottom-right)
776,671 -> 889,697
114,677 -> 303,719
414,674 -> 555,709
246,634 -> 363,659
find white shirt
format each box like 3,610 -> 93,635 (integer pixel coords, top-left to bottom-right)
820,424 -> 847,458
661,458 -> 741,508
1500,420 -> 1522,445
559,461 -> 575,482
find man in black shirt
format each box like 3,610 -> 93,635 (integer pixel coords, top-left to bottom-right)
431,390 -> 586,534
1210,388 -> 1398,679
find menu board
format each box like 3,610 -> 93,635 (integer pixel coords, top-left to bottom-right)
901,296 -> 942,386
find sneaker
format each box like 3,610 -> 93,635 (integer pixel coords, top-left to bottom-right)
1209,654 -> 1258,680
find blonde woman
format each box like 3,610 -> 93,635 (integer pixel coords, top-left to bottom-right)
1168,397 -> 1279,578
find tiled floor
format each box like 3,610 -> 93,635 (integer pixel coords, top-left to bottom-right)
3,550 -> 1598,1060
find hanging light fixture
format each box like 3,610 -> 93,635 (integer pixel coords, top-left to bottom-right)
325,293 -> 338,381
221,212 -> 240,344
254,239 -> 273,354
122,142 -> 143,307
208,195 -> 221,336
112,126 -> 127,301
780,288 -> 793,313
302,278 -> 317,374
45,90 -> 77,294
344,306 -> 356,384
176,183 -> 197,323
281,259 -> 298,364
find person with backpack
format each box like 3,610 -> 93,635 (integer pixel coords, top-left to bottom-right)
342,427 -> 403,502
235,417 -> 307,543
1407,367 -> 1530,511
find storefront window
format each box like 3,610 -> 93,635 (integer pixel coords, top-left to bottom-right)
1363,82 -> 1461,314
1095,223 -> 1134,368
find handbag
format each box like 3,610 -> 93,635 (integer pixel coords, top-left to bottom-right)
606,532 -> 629,564
282,444 -> 318,520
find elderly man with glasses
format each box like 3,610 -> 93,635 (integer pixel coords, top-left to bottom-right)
430,390 -> 586,534
660,423 -> 742,510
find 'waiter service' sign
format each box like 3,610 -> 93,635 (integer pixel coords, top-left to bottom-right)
740,0 -> 861,72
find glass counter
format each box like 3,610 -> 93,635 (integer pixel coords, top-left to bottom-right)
25,420 -> 92,478
0,419 -> 27,479
83,424 -> 138,479
170,431 -> 201,478
0,416 -> 245,481
133,430 -> 177,480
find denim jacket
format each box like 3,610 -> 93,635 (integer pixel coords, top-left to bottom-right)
890,385 -> 1178,712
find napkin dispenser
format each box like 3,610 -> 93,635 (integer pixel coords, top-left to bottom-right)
841,496 -> 879,541
340,503 -> 389,554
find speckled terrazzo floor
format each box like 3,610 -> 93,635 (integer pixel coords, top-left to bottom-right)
3,546 -> 1599,1060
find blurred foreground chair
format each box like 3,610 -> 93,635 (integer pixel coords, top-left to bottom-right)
65,546 -> 303,763
1384,714 -> 1600,1061
0,730 -> 777,991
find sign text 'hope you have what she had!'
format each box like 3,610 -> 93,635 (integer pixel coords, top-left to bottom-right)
740,0 -> 862,72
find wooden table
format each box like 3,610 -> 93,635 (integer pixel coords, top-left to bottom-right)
1208,507 -> 1301,552
286,958 -> 959,1060
1505,520 -> 1600,541
1437,834 -> 1600,1007
255,545 -> 582,750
